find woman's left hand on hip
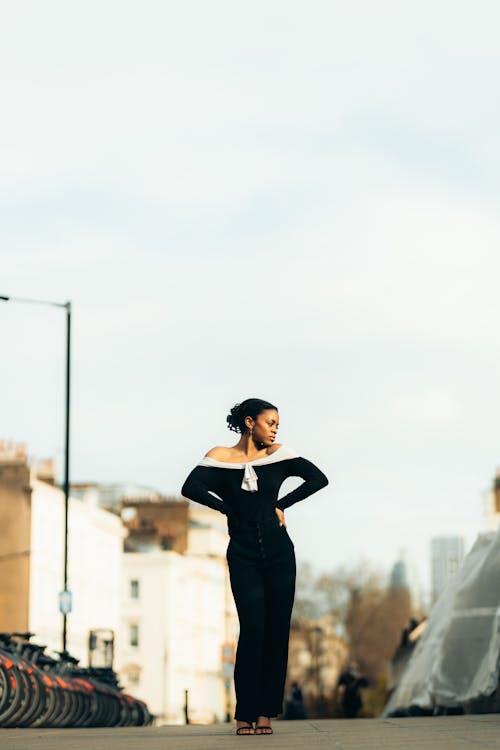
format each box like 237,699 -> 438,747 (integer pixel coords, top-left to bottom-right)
275,507 -> 286,527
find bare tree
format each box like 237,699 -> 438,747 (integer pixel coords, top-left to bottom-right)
293,561 -> 413,683
346,584 -> 412,680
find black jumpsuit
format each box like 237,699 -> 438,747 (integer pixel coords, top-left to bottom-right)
180,444 -> 329,723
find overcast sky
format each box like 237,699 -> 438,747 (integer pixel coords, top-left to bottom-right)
2,0 -> 500,605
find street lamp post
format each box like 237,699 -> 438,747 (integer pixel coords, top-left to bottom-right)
1,294 -> 72,651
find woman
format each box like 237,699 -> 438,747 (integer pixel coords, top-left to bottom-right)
181,398 -> 329,735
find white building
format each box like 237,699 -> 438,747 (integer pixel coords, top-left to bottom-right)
430,536 -> 465,604
29,473 -> 126,661
70,481 -> 161,513
1,443 -> 238,723
0,444 -> 125,664
116,505 -> 238,724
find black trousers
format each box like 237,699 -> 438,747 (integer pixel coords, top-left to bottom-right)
226,514 -> 296,723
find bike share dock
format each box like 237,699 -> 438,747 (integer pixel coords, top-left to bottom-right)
2,715 -> 500,749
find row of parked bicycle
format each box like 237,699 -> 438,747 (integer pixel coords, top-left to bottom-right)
0,631 -> 152,728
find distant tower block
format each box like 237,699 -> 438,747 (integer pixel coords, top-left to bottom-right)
390,558 -> 409,590
485,469 -> 500,532
430,536 -> 465,604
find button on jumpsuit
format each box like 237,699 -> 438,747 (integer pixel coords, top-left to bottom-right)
181,444 -> 329,724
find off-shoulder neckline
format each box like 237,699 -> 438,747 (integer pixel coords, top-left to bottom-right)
197,444 -> 299,468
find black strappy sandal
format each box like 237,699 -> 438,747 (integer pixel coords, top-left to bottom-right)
255,723 -> 273,735
236,722 -> 255,735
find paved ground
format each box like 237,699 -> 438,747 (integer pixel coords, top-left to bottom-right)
2,715 -> 500,750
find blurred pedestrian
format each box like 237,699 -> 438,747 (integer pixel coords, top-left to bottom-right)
284,681 -> 308,719
337,664 -> 368,718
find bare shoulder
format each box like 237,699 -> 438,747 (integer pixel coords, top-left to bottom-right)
204,446 -> 231,460
267,443 -> 283,455
204,443 -> 284,459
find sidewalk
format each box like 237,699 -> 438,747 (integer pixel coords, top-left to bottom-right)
2,715 -> 500,749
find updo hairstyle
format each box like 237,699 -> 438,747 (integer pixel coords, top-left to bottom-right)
226,398 -> 278,434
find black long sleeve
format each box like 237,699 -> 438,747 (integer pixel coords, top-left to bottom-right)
181,466 -> 228,515
181,448 -> 329,525
275,457 -> 329,511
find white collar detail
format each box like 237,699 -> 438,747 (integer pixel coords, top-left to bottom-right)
196,444 -> 299,492
243,463 -> 258,492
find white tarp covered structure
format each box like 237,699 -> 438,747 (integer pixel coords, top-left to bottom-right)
384,529 -> 500,716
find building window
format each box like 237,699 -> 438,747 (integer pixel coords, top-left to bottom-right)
128,667 -> 140,685
122,663 -> 141,687
129,623 -> 139,648
130,579 -> 140,599
161,535 -> 173,550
